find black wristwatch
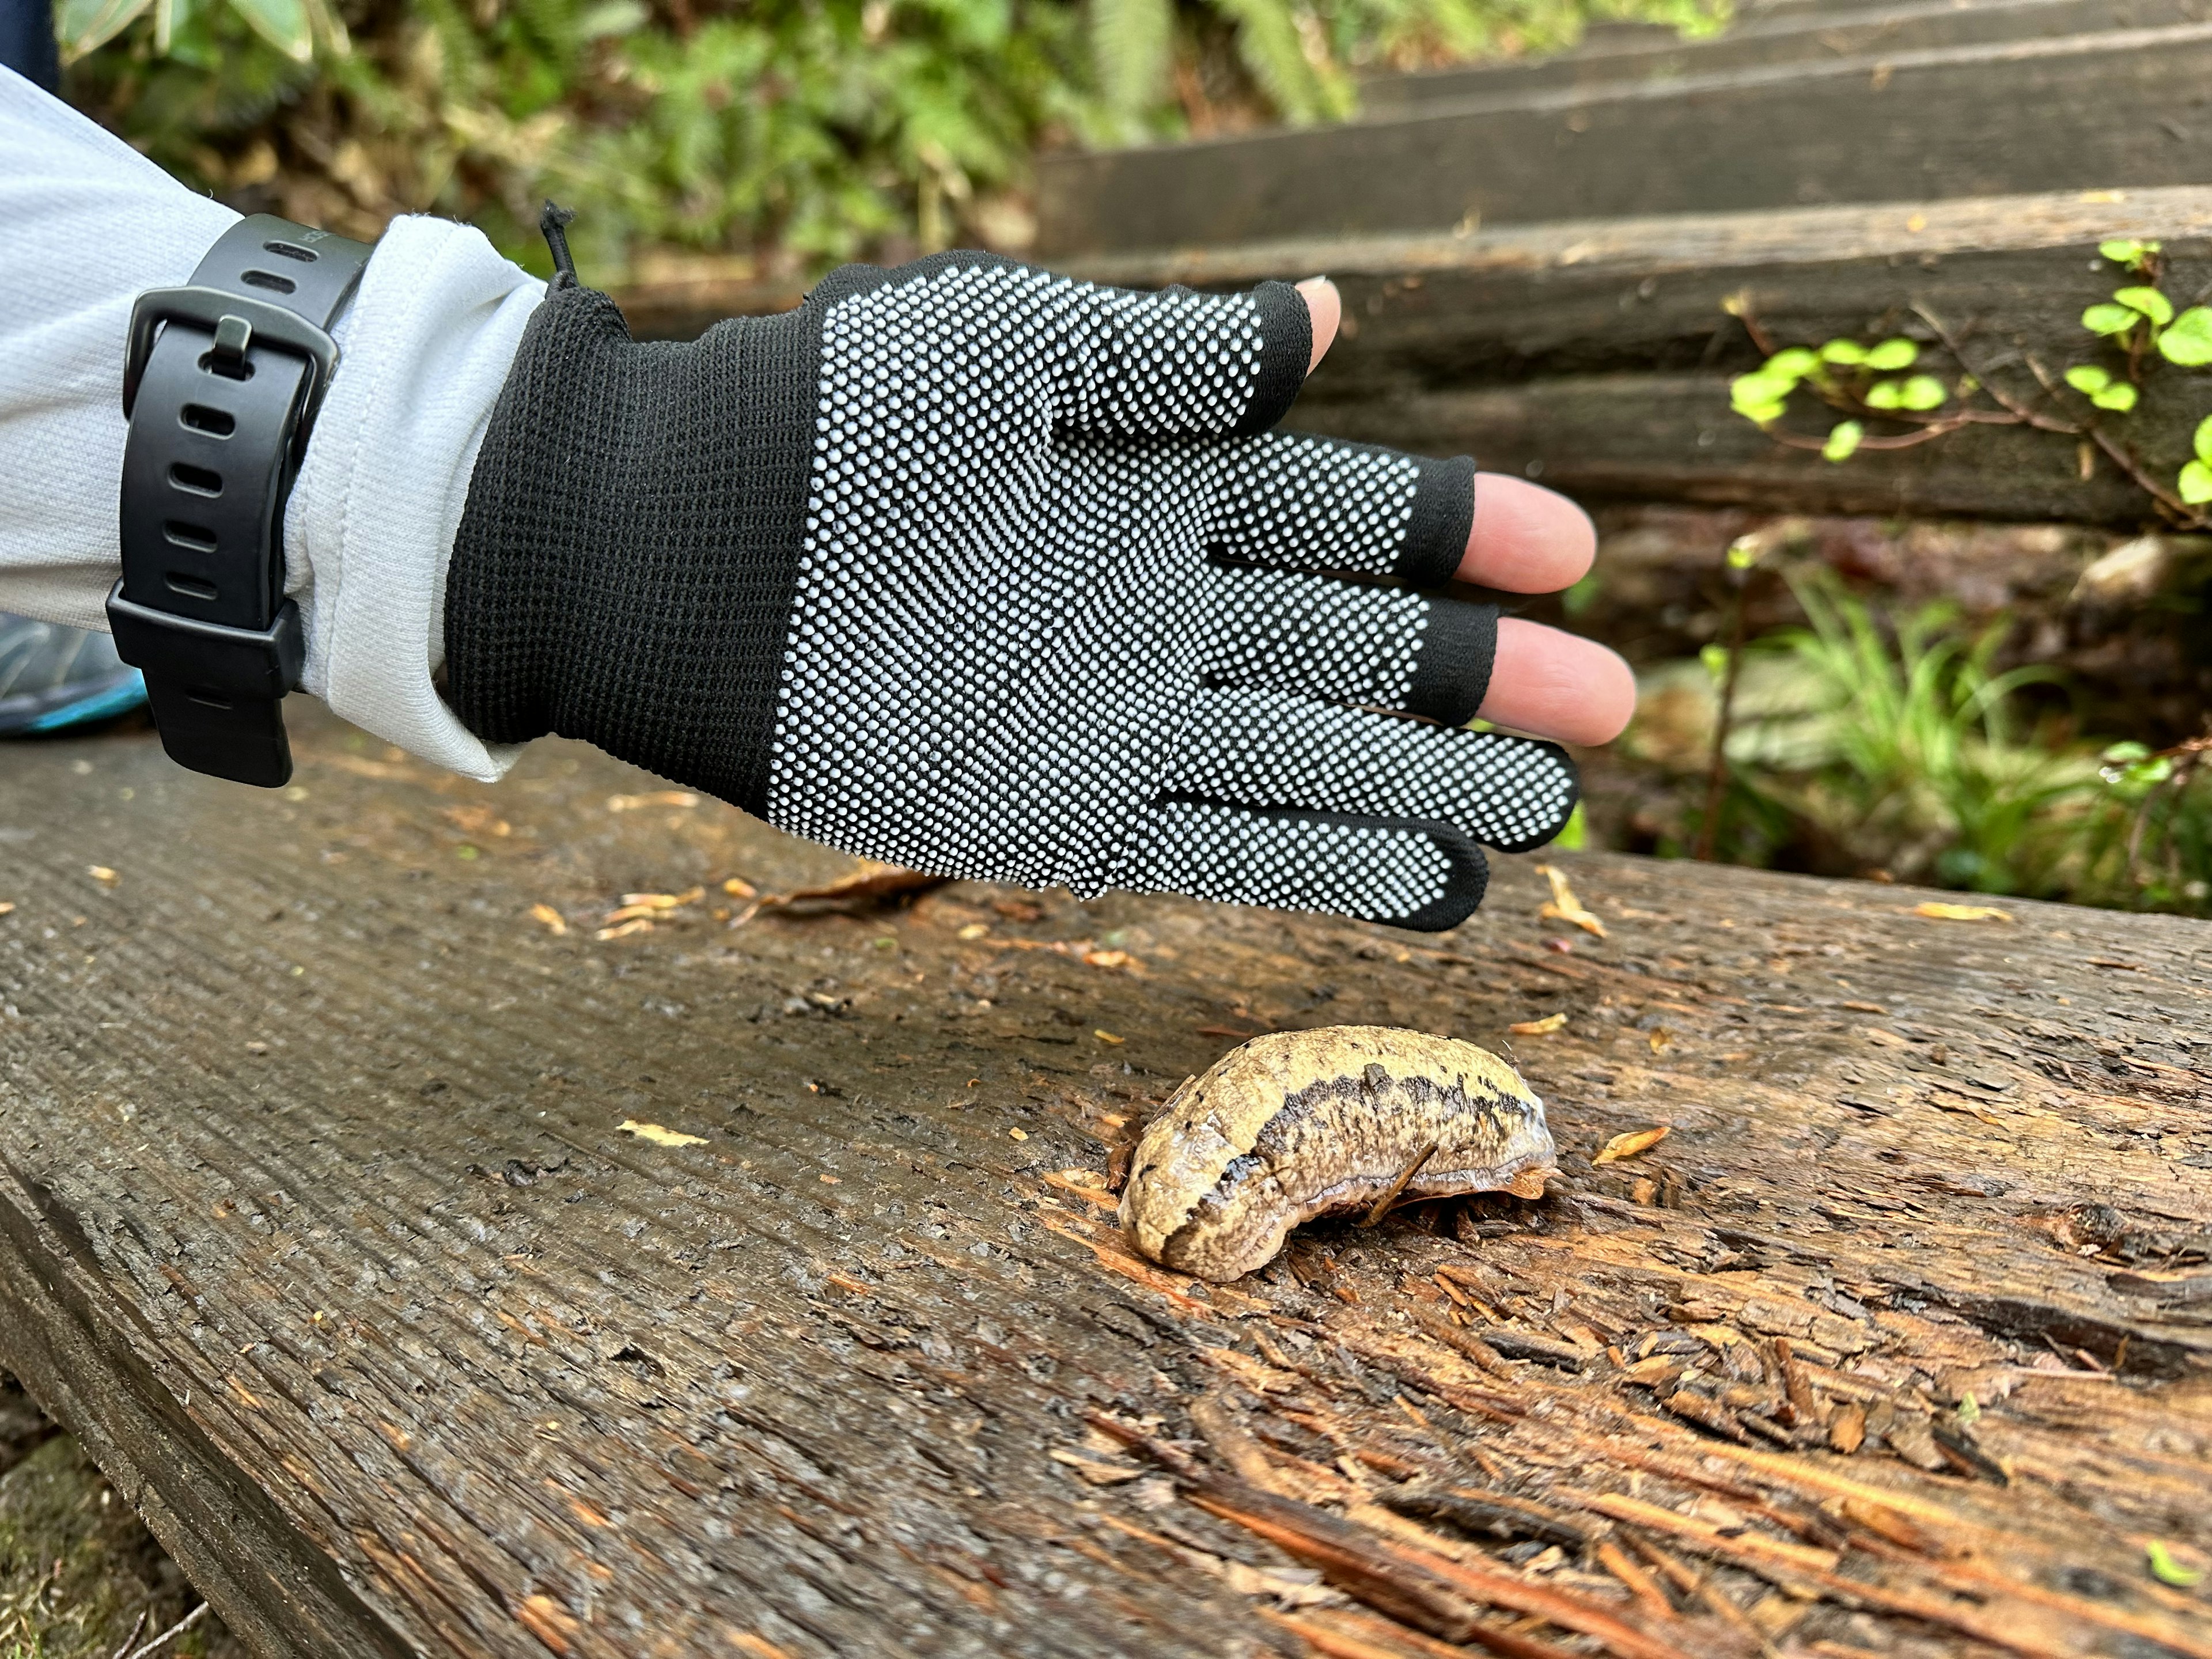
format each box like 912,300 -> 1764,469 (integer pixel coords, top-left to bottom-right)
107,214 -> 374,787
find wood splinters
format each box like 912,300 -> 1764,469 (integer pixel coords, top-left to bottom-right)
1828,1402 -> 1867,1455
1597,1540 -> 1677,1622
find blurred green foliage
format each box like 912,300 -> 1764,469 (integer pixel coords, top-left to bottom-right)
58,0 -> 1724,278
1657,571 -> 2212,914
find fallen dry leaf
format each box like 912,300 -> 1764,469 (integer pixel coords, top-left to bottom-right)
606,791 -> 697,812
1913,901 -> 2014,923
957,922 -> 990,940
1831,1401 -> 1868,1454
1083,948 -> 1137,970
1536,863 -> 1608,938
721,876 -> 756,898
618,1119 -> 708,1148
1094,1029 -> 1126,1045
594,918 -> 654,941
0,902 -> 13,916
1009,1127 -> 1029,1141
1509,1012 -> 1569,1036
1593,1124 -> 1671,1164
1647,1026 -> 1672,1054
604,887 -> 706,925
734,862 -> 947,922
529,903 -> 568,935
88,865 -> 118,885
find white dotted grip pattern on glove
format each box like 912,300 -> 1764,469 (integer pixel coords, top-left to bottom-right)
766,260 -> 1578,930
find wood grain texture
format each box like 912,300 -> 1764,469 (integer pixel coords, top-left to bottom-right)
1035,22 -> 2212,257
1055,190 -> 2212,525
1356,0 -> 2212,117
2,708 -> 2210,1657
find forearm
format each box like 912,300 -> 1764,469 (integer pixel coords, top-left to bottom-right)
0,66 -> 540,779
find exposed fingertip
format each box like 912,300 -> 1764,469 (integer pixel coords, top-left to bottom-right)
1294,276 -> 1340,374
1459,472 -> 1597,594
1478,620 -> 1636,748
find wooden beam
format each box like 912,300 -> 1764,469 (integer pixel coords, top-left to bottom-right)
1035,22 -> 2212,257
1057,187 -> 2212,525
1356,0 -> 2212,117
3,705 -> 2211,1656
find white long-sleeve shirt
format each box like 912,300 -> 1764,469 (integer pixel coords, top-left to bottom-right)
0,64 -> 543,779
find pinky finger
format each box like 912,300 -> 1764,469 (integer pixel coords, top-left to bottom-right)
1120,799 -> 1488,931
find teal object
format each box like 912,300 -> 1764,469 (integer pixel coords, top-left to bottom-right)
0,615 -> 149,736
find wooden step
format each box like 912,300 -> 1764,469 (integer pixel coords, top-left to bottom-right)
4,705 -> 2210,1658
1357,0 -> 2212,116
1059,186 -> 2212,525
1036,20 -> 2212,258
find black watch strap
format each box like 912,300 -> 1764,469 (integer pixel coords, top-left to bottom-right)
108,215 -> 374,787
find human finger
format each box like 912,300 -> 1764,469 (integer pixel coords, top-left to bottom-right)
1456,474 -> 1597,594
1475,619 -> 1635,747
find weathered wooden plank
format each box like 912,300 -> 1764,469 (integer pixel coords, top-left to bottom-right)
2,709 -> 2210,1658
1357,0 -> 2212,117
1035,22 -> 2212,258
1050,187 -> 2212,525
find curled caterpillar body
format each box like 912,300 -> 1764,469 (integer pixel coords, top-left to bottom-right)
1119,1026 -> 1556,1282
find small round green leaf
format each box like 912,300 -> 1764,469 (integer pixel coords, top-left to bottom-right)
2084,304 -> 2141,336
2099,238 -> 2145,267
1764,348 -> 1819,380
1820,339 -> 1868,366
2092,382 -> 2138,413
1864,380 -> 1904,411
1900,376 -> 1948,411
2158,308 -> 2212,366
1863,338 -> 1918,371
2101,741 -> 2153,764
2115,286 -> 2175,326
1730,373 -> 1793,419
2179,459 -> 2212,505
1699,643 -> 1731,681
2195,414 -> 2212,465
1823,420 -> 1863,463
2064,363 -> 2112,395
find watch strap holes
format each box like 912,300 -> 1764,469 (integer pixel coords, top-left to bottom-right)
260,240 -> 319,263
168,461 -> 222,497
197,350 -> 253,383
165,572 -> 218,602
180,403 -> 236,437
162,520 -> 218,553
240,269 -> 298,295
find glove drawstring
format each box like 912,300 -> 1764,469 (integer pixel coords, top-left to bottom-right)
539,200 -> 580,291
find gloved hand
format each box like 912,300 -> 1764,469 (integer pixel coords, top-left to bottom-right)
446,252 -> 1600,930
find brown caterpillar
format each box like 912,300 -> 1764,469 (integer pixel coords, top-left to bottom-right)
1119,1026 -> 1556,1282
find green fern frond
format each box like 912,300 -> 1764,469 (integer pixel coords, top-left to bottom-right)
1213,0 -> 1351,122
1089,0 -> 1174,121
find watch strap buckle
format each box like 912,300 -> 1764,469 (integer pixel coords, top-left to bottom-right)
123,285 -> 340,433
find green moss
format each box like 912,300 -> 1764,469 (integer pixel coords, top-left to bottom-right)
0,1434 -> 235,1659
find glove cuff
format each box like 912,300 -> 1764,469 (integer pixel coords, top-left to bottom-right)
443,285 -> 817,815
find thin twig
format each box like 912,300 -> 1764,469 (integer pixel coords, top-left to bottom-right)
107,1609 -> 147,1659
125,1601 -> 210,1659
1695,555 -> 1756,861
1916,302 -> 2205,524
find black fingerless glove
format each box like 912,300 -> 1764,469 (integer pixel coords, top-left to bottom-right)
446,252 -> 1577,930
